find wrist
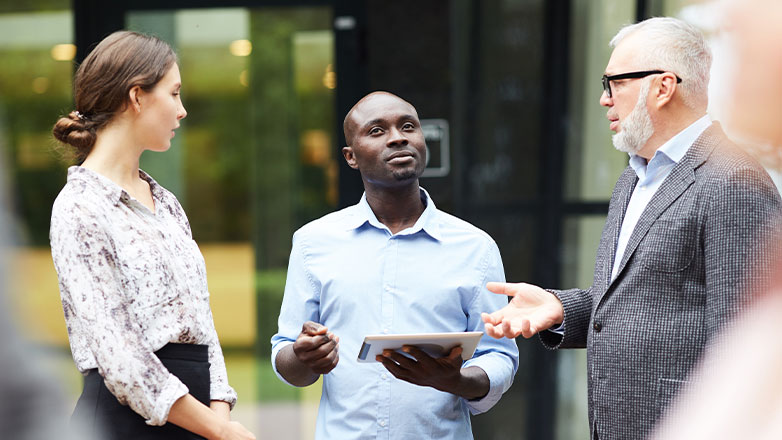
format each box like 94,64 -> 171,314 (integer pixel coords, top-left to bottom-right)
455,366 -> 490,401
210,400 -> 231,421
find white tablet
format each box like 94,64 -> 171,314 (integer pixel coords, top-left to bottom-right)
357,331 -> 484,363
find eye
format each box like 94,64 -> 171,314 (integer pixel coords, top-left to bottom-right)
402,122 -> 416,130
612,80 -> 628,90
369,127 -> 383,135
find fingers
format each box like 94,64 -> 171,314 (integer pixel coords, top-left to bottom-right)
486,281 -> 516,296
481,311 -> 501,326
311,349 -> 339,375
446,346 -> 463,361
300,339 -> 339,374
484,308 -> 526,339
377,348 -> 419,368
294,331 -> 333,352
376,354 -> 416,384
302,321 -> 327,336
484,322 -> 505,339
519,318 -> 537,338
486,318 -> 523,339
496,317 -> 539,339
294,324 -> 340,373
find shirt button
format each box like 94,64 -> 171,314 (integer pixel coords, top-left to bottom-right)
593,321 -> 602,332
379,420 -> 386,427
382,328 -> 389,334
381,373 -> 388,380
639,185 -> 647,191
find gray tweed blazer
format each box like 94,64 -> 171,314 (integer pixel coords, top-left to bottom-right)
540,123 -> 782,440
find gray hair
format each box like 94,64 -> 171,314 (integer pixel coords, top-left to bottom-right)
611,17 -> 711,110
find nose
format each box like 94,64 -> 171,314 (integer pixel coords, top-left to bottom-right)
599,89 -> 612,107
178,102 -> 187,120
386,126 -> 408,147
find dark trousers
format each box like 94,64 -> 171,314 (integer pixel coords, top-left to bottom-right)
73,343 -> 211,440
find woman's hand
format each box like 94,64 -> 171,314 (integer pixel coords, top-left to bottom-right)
215,421 -> 256,440
168,394 -> 256,440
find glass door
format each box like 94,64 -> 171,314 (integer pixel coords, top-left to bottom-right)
127,7 -> 337,438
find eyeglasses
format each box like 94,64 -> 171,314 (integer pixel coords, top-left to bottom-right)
601,70 -> 682,98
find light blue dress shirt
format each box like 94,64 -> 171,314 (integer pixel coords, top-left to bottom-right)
610,115 -> 712,280
271,188 -> 519,440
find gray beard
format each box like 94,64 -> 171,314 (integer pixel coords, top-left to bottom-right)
612,80 -> 654,155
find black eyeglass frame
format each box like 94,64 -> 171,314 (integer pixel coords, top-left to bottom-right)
601,70 -> 682,98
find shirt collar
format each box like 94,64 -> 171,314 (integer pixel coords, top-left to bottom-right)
628,114 -> 712,176
67,166 -> 163,207
344,187 -> 442,241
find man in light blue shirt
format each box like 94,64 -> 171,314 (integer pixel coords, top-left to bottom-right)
271,91 -> 519,439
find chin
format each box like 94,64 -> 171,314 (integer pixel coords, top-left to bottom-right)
392,169 -> 419,181
149,142 -> 172,153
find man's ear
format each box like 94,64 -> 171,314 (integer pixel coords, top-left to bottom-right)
654,73 -> 678,109
342,146 -> 359,169
128,85 -> 143,113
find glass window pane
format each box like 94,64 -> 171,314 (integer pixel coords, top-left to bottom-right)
564,0 -> 636,202
556,214 -> 607,439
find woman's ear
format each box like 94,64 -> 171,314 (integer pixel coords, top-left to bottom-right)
128,85 -> 143,113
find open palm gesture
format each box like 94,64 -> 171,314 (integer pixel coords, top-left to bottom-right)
481,282 -> 564,339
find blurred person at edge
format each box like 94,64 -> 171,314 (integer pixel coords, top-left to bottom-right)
652,1 -> 782,439
49,31 -> 254,440
0,151 -> 92,439
481,16 -> 782,440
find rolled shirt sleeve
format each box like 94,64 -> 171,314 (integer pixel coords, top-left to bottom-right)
271,232 -> 321,385
462,240 -> 519,414
203,306 -> 238,408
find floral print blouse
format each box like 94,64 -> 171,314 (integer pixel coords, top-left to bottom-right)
50,166 -> 236,426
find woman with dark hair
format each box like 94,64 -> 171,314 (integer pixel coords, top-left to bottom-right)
50,31 -> 255,440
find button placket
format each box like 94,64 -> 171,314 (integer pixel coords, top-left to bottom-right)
377,236 -> 397,437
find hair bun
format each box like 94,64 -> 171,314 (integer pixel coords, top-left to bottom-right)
52,111 -> 97,161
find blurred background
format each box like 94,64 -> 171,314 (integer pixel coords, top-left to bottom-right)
0,0 -> 759,438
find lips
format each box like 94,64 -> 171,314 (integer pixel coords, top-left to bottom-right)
607,115 -> 619,132
386,151 -> 415,164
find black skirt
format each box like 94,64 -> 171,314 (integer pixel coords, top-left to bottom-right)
73,343 -> 211,440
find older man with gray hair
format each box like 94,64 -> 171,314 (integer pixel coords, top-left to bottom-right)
482,17 -> 782,440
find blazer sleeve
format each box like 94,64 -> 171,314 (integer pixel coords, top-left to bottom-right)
539,287 -> 593,349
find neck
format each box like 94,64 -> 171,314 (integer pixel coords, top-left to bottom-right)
364,181 -> 425,234
80,119 -> 144,188
637,110 -> 706,160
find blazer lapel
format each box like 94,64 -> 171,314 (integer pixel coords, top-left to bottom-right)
608,123 -> 721,287
602,167 -> 637,291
